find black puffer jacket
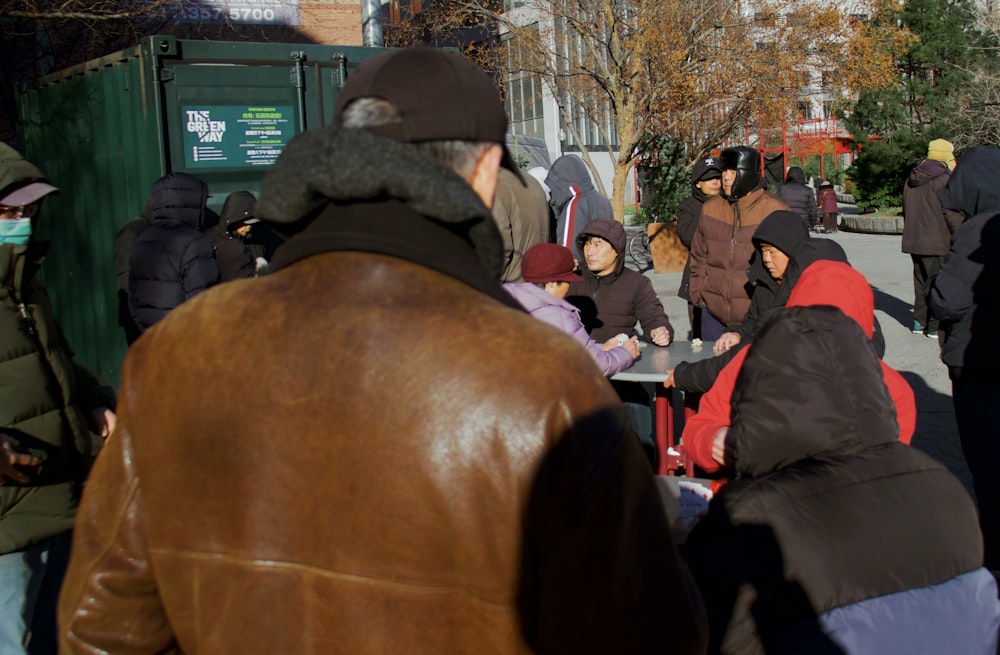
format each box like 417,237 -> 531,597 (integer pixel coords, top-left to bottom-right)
128,173 -> 220,333
567,219 -> 673,343
676,180 -> 716,301
776,167 -> 818,229
209,191 -> 258,282
928,145 -> 1000,381
682,306 -> 991,655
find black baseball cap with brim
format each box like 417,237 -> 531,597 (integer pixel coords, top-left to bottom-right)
692,157 -> 722,183
333,47 -> 525,184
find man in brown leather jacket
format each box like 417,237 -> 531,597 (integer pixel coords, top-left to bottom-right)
58,48 -> 708,654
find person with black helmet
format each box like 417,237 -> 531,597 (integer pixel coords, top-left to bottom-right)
688,145 -> 788,341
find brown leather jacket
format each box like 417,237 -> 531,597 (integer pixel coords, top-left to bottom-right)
59,127 -> 707,655
689,188 -> 788,326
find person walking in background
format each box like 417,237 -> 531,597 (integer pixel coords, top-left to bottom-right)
1,143 -> 116,655
927,144 -> 1000,576
676,156 -> 722,340
127,172 -> 220,334
545,154 -> 613,261
815,179 -> 839,233
112,196 -> 153,345
902,138 -> 963,338
504,243 -> 639,376
491,167 -> 551,281
689,145 -> 788,341
777,165 -> 819,231
58,49 -> 707,654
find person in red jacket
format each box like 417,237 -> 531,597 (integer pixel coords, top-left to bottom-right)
681,260 -> 915,474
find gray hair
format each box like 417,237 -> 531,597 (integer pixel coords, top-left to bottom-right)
339,97 -> 494,180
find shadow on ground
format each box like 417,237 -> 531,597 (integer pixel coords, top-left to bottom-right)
873,286 -> 915,330
900,371 -> 974,501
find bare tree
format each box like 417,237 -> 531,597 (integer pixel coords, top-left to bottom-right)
390,0 -> 909,221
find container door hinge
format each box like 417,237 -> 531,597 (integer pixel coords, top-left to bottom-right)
158,68 -> 175,83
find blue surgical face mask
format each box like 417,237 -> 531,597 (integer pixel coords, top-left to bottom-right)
0,218 -> 32,246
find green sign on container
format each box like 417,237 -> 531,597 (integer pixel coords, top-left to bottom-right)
182,105 -> 294,168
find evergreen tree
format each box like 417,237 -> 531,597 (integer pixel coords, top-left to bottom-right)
844,0 -> 982,208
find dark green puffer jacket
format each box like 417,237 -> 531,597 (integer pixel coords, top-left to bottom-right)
1,241 -> 115,553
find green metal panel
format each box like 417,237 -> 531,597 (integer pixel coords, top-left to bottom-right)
16,36 -> 389,387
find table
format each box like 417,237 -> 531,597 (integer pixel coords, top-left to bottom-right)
612,340 -> 717,476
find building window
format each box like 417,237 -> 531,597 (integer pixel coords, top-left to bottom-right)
504,31 -> 545,136
552,17 -> 619,149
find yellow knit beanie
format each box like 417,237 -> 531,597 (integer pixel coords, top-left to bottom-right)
927,139 -> 956,170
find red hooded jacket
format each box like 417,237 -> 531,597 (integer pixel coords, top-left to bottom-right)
682,260 -> 916,474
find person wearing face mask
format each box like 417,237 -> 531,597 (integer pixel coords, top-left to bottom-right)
688,146 -> 788,341
676,156 -> 723,340
0,143 -> 117,655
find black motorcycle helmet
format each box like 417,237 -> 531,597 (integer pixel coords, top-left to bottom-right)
720,146 -> 762,200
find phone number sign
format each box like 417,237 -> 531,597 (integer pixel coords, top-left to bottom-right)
182,105 -> 295,169
160,0 -> 300,25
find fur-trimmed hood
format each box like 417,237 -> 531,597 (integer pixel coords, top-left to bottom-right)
256,126 -> 505,281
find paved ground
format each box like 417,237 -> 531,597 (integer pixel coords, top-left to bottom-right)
627,226 -> 973,496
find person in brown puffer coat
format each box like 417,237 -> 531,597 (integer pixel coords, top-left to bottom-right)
689,146 -> 788,341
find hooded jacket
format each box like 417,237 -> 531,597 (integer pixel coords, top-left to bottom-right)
677,158 -> 722,301
545,156 -> 613,261
682,305 -> 998,655
504,282 -> 634,376
689,188 -> 788,325
776,167 -> 819,229
59,127 -> 708,655
902,159 -> 963,256
928,145 -> 1000,380
816,181 -> 838,215
209,190 -> 258,282
567,219 -> 674,343
128,172 -> 220,333
492,169 -> 551,282
681,261 -> 915,474
1,145 -> 115,554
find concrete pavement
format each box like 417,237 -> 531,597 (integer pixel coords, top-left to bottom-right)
631,229 -> 972,495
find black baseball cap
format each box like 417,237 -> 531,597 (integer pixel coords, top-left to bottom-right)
334,47 -> 524,182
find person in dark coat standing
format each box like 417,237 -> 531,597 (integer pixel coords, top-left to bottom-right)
1,142 -> 117,655
902,138 -> 963,337
815,180 -> 839,233
128,172 -> 219,333
677,156 -> 722,340
209,190 -> 261,282
491,168 -> 551,282
776,166 -> 819,231
113,197 -> 153,345
682,303 -> 999,655
545,155 -> 613,261
927,144 -> 1000,573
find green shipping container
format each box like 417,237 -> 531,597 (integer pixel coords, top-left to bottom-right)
16,36 -> 388,387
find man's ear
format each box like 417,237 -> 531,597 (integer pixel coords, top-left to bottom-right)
469,145 -> 503,209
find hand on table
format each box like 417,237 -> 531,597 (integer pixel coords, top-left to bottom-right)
714,332 -> 741,354
0,434 -> 42,485
649,327 -> 671,347
663,368 -> 676,389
